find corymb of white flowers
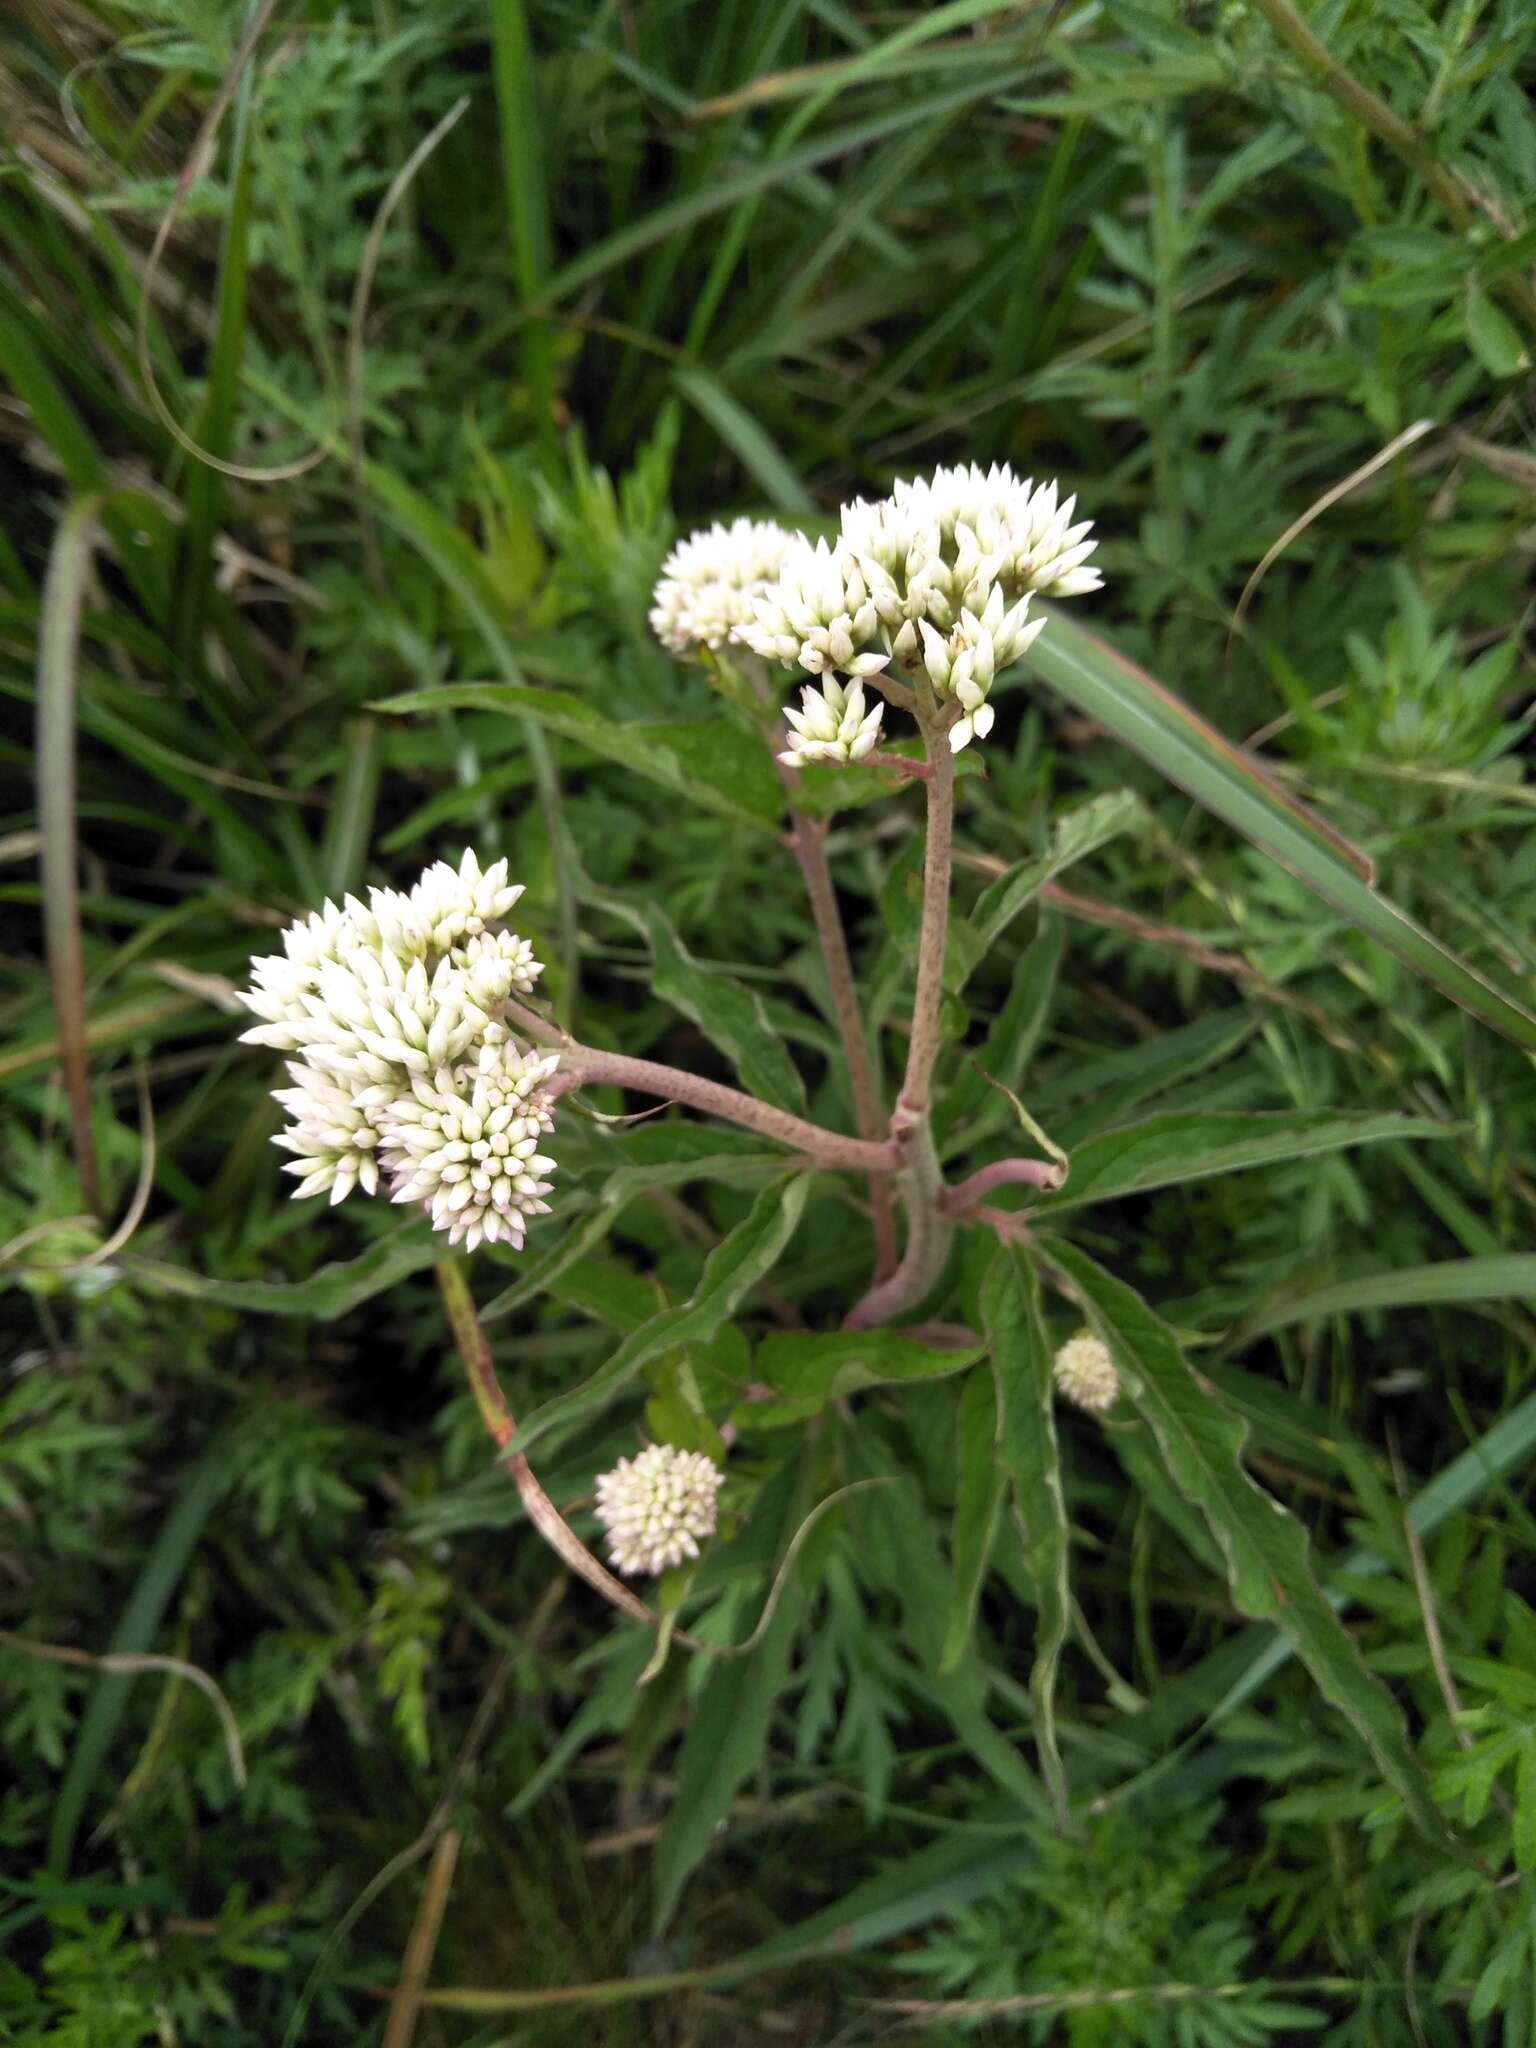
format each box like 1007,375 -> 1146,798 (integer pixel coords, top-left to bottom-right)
648,516 -> 794,655
594,1443 -> 725,1578
780,674 -> 884,767
650,463 -> 1100,761
238,851 -> 558,1252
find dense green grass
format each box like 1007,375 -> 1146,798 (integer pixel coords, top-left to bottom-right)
3,1 -> 1536,2041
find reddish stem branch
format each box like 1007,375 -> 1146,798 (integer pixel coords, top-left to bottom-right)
505,1000 -> 900,1175
869,749 -> 931,782
940,1157 -> 1063,1213
844,1112 -> 952,1329
436,1260 -> 654,1626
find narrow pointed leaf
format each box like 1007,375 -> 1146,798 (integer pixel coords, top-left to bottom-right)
982,1245 -> 1070,1825
968,789 -> 1147,956
1031,1108 -> 1451,1215
575,882 -> 806,1111
1234,1254 -> 1536,1345
481,1148 -> 784,1322
511,1176 -> 809,1456
652,1490 -> 806,1931
1049,1239 -> 1459,1851
671,365 -> 815,513
939,1367 -> 1005,1672
739,1326 -> 984,1428
131,1223 -> 440,1320
939,913 -> 1064,1151
376,683 -> 781,829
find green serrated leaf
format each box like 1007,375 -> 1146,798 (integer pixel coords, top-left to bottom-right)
375,683 -> 782,829
1032,1109 -> 1451,1215
967,789 -> 1147,959
579,882 -> 806,1112
982,1245 -> 1070,1825
129,1223 -> 440,1320
740,1327 -> 985,1428
1049,1240 -> 1461,1854
511,1176 -> 809,1455
939,1367 -> 1004,1673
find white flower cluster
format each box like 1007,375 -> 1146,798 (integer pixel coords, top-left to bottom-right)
648,517 -> 794,654
742,463 -> 1100,755
780,675 -> 884,767
239,851 -> 559,1252
593,1443 -> 725,1577
1052,1330 -> 1119,1414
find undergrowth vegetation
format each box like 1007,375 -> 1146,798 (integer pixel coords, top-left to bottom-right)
3,1 -> 1536,2042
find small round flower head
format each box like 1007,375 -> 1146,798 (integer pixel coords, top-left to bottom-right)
238,852 -> 556,1251
593,1444 -> 725,1577
831,463 -> 1100,751
917,583 -> 1048,752
272,1059 -> 386,1205
779,675 -> 884,767
1052,1330 -> 1119,1414
741,536 -> 892,679
379,1039 -> 559,1252
741,466 -> 1099,757
840,464 -> 1101,612
649,518 -> 795,654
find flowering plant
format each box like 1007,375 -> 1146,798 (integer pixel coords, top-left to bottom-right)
239,458 -> 1531,1923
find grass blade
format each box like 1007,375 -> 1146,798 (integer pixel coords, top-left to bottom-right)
671,365 -> 815,513
411,1827 -> 1036,2011
48,1432 -> 237,1874
36,493 -> 103,1211
1234,1255 -> 1536,1346
533,65 -> 1044,313
172,31 -> 254,671
1025,613 -> 1536,1048
319,716 -> 382,899
490,0 -> 556,465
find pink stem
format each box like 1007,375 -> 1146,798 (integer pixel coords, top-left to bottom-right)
869,750 -> 931,782
940,1157 -> 1065,1213
504,1001 -> 899,1176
